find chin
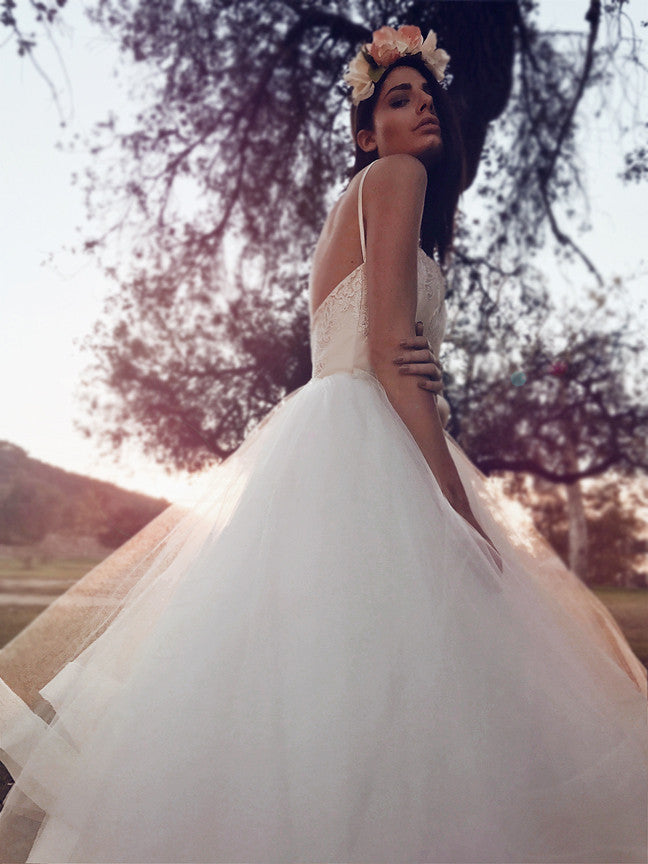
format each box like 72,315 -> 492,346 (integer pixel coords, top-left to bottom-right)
429,137 -> 444,156
417,142 -> 443,167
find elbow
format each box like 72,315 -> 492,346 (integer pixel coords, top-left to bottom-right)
368,334 -> 403,377
368,344 -> 386,376
369,349 -> 400,387
369,344 -> 428,403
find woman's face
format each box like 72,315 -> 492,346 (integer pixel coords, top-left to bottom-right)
357,66 -> 443,166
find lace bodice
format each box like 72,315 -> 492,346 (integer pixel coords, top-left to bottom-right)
309,162 -> 450,424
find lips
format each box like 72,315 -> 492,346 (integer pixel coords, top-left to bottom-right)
415,117 -> 440,133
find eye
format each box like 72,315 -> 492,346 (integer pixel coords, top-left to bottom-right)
390,97 -> 409,108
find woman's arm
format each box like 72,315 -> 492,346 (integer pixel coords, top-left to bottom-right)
363,155 -> 497,554
395,324 -> 451,427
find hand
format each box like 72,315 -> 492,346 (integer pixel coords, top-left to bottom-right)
457,505 -> 504,575
473,525 -> 503,575
393,322 -> 444,394
485,541 -> 503,574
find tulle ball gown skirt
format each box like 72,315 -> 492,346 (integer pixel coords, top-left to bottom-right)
0,371 -> 646,862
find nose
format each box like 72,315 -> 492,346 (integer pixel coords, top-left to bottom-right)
417,91 -> 435,114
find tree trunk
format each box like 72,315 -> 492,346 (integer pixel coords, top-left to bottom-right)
563,423 -> 589,579
565,478 -> 588,578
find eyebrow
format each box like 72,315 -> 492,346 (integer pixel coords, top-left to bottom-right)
384,82 -> 433,98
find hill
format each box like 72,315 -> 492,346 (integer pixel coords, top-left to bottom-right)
0,440 -> 169,558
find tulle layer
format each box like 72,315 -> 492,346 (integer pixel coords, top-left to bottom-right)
1,371 -> 646,863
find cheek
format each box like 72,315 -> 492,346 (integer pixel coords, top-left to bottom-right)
378,113 -> 408,146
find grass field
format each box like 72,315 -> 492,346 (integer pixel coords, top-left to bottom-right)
0,557 -> 103,584
0,603 -> 49,648
591,587 -> 648,669
0,560 -> 646,671
0,557 -> 103,648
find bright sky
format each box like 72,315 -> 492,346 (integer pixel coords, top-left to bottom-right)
1,2 -> 646,505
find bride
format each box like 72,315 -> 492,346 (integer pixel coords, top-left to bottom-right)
0,24 -> 646,864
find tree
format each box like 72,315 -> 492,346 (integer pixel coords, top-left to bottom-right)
72,0 -> 518,469
70,0 -> 647,477
511,471 -> 648,587
447,277 -> 648,479
9,1 -> 646,484
1,0 -> 70,123
439,270 -> 648,577
96,502 -> 166,548
0,480 -> 62,547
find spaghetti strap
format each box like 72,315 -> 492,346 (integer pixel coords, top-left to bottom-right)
357,161 -> 378,263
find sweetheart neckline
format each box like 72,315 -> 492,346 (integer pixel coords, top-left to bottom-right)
310,248 -> 441,324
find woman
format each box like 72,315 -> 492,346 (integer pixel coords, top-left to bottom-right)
311,32 -> 502,568
0,25 -> 646,864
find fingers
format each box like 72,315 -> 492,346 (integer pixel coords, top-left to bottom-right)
395,326 -> 444,388
416,378 -> 444,394
396,361 -> 440,379
399,335 -> 429,350
394,361 -> 444,392
398,333 -> 440,366
394,349 -> 437,366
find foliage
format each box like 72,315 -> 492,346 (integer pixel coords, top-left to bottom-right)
621,137 -> 648,183
442,275 -> 648,481
1,0 -> 67,55
585,481 -> 648,587
96,504 -> 165,548
5,1 -> 648,483
0,478 -> 62,545
499,470 -> 648,587
1,0 -> 69,123
70,0 -> 648,477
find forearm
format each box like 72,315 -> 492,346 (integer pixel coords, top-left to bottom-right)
374,359 -> 471,510
379,369 -> 496,549
360,158 -> 497,558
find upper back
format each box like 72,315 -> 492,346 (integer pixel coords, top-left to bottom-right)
309,156 -> 428,317
309,156 -> 447,390
308,171 -> 367,316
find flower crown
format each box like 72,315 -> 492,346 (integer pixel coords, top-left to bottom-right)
344,25 -> 450,106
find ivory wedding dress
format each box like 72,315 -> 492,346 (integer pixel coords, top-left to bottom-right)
0,163 -> 646,863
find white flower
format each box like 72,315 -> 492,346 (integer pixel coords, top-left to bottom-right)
420,30 -> 450,83
421,29 -> 438,56
343,51 -> 375,105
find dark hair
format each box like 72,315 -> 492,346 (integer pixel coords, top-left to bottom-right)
350,55 -> 466,264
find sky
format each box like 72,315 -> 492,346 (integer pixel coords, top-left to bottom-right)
1,2 -> 647,505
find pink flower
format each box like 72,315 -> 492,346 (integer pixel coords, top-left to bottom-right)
368,25 -> 425,67
368,26 -> 402,67
394,25 -> 424,54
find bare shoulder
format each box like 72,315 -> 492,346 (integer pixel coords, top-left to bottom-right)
363,155 -> 427,203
